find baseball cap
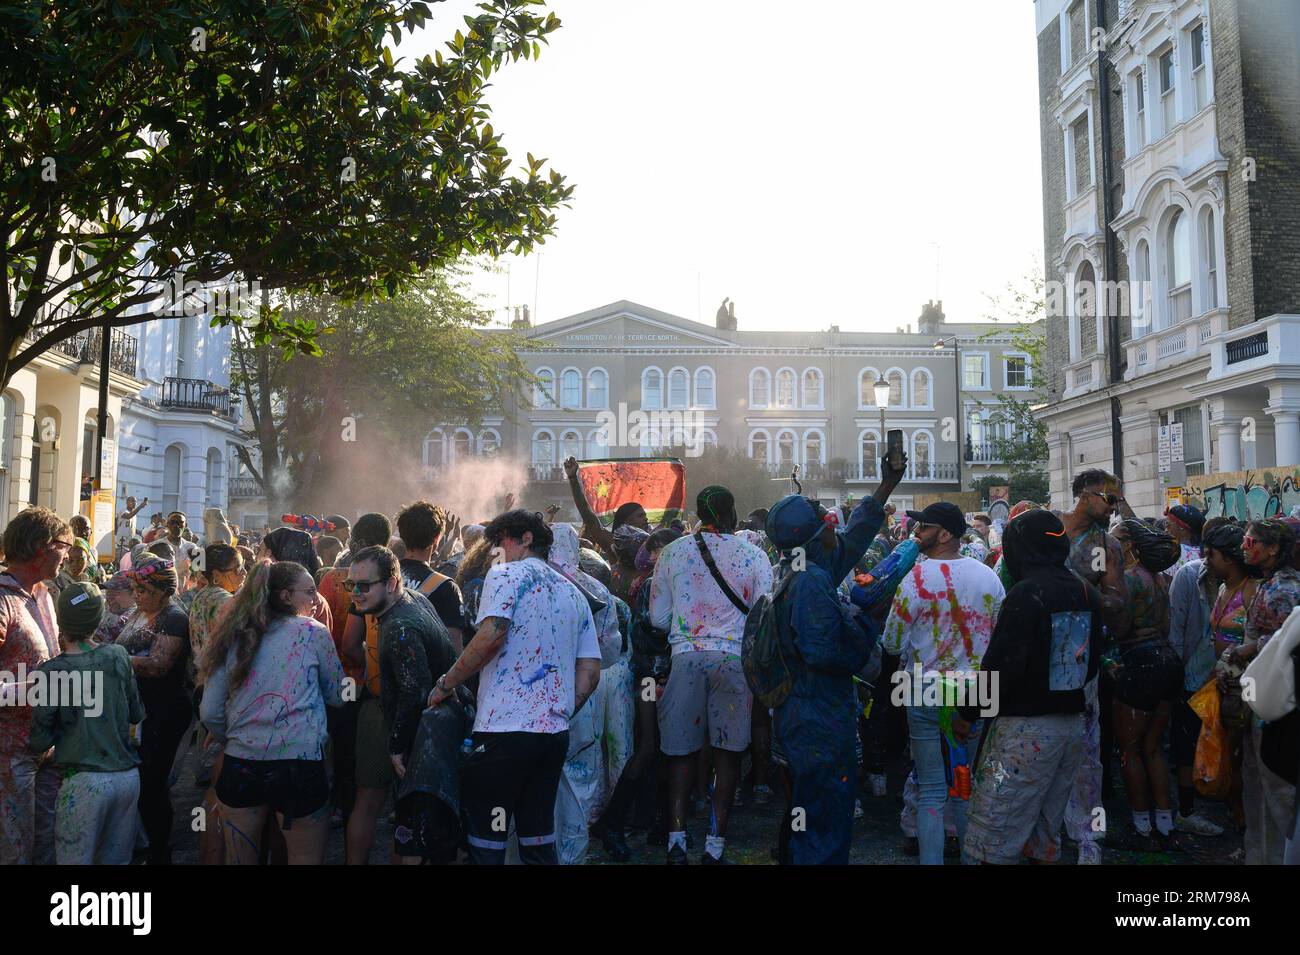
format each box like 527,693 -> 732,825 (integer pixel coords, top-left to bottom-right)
904,502 -> 968,540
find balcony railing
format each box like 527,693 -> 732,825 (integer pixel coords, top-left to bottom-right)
1226,331 -> 1269,365
228,476 -> 262,499
161,377 -> 241,420
966,441 -> 1004,464
25,322 -> 140,378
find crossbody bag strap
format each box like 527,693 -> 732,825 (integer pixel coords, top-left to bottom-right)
694,532 -> 750,614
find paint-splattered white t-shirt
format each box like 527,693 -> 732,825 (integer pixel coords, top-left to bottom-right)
882,557 -> 1005,674
474,557 -> 600,734
649,532 -> 774,655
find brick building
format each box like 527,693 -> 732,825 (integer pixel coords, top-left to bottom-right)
1033,0 -> 1300,513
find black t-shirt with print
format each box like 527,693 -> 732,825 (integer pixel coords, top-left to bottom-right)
399,559 -> 464,635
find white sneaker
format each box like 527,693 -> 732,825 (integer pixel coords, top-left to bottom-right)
1077,840 -> 1101,865
868,773 -> 887,798
1175,812 -> 1224,836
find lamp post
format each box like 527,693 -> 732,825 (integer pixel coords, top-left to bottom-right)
934,336 -> 965,491
873,375 -> 891,480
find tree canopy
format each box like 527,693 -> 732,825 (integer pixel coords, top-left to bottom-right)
1,0 -> 573,387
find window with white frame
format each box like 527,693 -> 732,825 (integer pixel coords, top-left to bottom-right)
1134,239 -> 1151,333
886,370 -> 904,407
911,368 -> 931,408
775,369 -> 796,409
561,430 -> 582,462
1199,206 -> 1218,310
860,430 -> 878,480
1158,46 -> 1176,135
642,367 -> 663,410
667,368 -> 689,408
479,429 -> 500,455
858,369 -> 882,408
453,429 -> 473,460
532,431 -> 554,469
423,429 -> 445,467
1066,0 -> 1086,72
750,369 -> 770,408
561,369 -> 581,409
694,368 -> 715,409
1171,406 -> 1205,476
776,431 -> 797,468
587,368 -> 608,409
804,430 -> 824,469
1166,208 -> 1192,325
1004,354 -> 1030,389
1190,21 -> 1208,112
587,428 -> 608,459
963,354 -> 987,389
912,432 -> 932,479
750,430 -> 769,463
534,369 -> 556,409
1132,69 -> 1147,149
802,369 -> 823,409
162,444 -> 183,515
1071,115 -> 1091,195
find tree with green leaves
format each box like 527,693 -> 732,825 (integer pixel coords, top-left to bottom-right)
2,0 -> 572,389
665,443 -> 792,522
976,264 -> 1049,481
231,265 -> 531,513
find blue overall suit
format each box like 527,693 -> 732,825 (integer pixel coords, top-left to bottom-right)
769,495 -> 887,864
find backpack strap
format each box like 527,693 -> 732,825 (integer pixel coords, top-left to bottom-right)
694,532 -> 750,614
418,571 -> 449,597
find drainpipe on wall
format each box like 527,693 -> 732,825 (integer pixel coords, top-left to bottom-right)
1096,0 -> 1125,482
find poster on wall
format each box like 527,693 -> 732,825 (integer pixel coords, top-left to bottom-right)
92,490 -> 115,563
1165,487 -> 1186,510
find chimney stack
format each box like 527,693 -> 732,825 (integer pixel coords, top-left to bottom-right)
917,299 -> 945,335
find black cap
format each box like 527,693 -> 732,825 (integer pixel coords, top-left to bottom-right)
905,502 -> 967,540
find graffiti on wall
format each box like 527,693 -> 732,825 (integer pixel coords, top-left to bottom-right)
1193,469 -> 1300,522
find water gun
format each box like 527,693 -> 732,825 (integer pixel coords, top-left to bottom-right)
938,692 -> 976,801
281,514 -> 337,533
849,539 -> 919,612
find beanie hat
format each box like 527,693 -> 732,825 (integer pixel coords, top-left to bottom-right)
57,581 -> 106,639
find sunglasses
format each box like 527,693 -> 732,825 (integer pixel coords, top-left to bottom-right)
49,539 -> 74,551
341,577 -> 386,594
1085,490 -> 1119,506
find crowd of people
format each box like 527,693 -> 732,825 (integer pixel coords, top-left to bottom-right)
1,458 -> 1298,866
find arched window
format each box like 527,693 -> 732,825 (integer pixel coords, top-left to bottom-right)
694,368 -> 715,409
667,367 -> 689,408
1074,260 -> 1097,354
642,367 -> 663,410
803,430 -> 824,470
775,369 -> 796,409
1198,206 -> 1218,310
423,428 -> 445,468
911,369 -> 932,408
561,430 -> 582,463
802,369 -> 823,409
1166,207 -> 1192,324
162,443 -> 184,516
478,429 -> 501,455
561,368 -> 582,409
534,368 -> 556,409
205,448 -> 222,507
912,431 -> 932,480
968,410 -> 985,446
1134,240 -> 1151,333
453,429 -> 473,460
587,428 -> 609,459
750,369 -> 770,408
750,430 -> 770,463
532,431 -> 555,470
860,430 -> 879,480
777,430 -> 797,468
587,368 -> 608,409
858,368 -> 882,408
886,369 -> 905,407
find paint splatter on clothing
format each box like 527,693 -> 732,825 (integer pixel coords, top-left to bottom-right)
1163,542 -> 1202,578
649,532 -> 773,655
473,557 -> 599,735
199,615 -> 344,761
1245,566 -> 1300,650
188,585 -> 233,682
1121,562 -> 1169,645
377,590 -> 453,759
882,558 -> 1005,672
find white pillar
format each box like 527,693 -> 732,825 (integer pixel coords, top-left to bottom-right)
1217,420 -> 1242,472
1274,412 -> 1300,468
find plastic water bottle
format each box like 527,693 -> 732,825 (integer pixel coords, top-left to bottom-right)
460,737 -> 473,757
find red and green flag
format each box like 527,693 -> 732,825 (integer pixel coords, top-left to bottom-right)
577,457 -> 686,526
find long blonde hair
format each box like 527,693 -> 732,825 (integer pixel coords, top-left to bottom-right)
199,561 -> 304,689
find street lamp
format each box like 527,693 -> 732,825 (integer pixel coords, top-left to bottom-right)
873,375 -> 890,479
934,336 -> 965,490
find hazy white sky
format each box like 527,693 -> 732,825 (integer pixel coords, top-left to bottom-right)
404,1 -> 1045,333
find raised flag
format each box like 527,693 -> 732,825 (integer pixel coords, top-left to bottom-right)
577,457 -> 686,526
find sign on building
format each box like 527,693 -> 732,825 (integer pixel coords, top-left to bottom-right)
1159,423 -> 1186,485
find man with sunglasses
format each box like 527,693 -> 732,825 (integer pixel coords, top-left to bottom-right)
0,507 -> 69,864
1058,468 -> 1130,863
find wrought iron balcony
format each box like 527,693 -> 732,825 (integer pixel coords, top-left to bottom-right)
228,476 -> 262,499
25,322 -> 140,378
162,377 -> 242,420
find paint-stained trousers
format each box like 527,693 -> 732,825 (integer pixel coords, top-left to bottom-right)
0,750 -> 60,865
54,768 -> 140,865
1064,676 -> 1103,850
1242,720 -> 1296,865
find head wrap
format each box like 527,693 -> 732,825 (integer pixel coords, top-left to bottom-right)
611,502 -> 644,530
696,485 -> 736,531
611,524 -> 649,563
1202,522 -> 1245,565
263,527 -> 321,576
126,556 -> 178,595
56,581 -> 106,639
1008,500 -> 1042,521
578,548 -> 613,589
103,571 -> 133,593
1165,504 -> 1206,543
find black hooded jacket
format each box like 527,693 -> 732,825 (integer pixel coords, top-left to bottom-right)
958,510 -> 1104,722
